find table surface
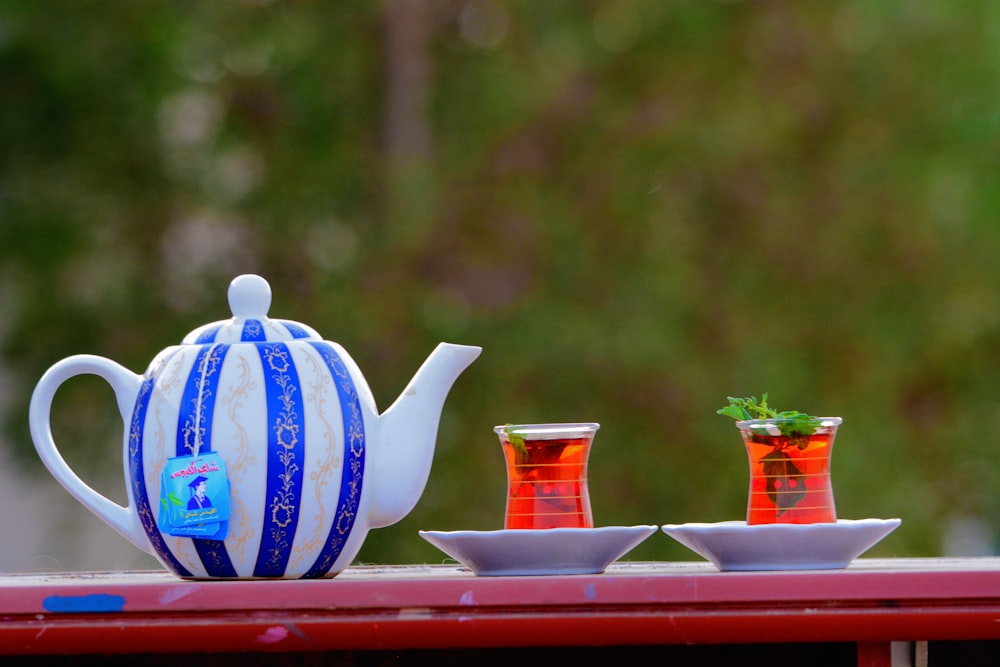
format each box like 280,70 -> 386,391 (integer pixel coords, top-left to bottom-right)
2,557 -> 1000,656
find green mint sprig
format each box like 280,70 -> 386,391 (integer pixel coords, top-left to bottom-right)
717,393 -> 821,437
503,424 -> 528,464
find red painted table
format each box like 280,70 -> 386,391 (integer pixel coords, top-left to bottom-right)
1,558 -> 999,665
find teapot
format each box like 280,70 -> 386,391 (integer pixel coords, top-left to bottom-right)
29,274 -> 481,579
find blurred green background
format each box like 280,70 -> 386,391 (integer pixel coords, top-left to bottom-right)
2,0 -> 999,572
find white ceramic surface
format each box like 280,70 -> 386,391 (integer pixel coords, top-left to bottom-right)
29,274 -> 481,579
419,525 -> 658,576
661,518 -> 902,571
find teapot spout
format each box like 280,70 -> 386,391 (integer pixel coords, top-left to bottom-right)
367,342 -> 482,529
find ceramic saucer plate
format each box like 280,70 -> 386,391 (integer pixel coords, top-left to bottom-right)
419,525 -> 658,576
662,518 -> 902,571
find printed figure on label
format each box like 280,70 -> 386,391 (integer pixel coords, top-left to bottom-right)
187,475 -> 213,510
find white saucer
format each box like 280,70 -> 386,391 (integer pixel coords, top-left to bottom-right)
419,525 -> 658,576
661,518 -> 902,571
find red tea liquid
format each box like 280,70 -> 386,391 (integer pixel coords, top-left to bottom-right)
499,435 -> 593,529
741,425 -> 837,525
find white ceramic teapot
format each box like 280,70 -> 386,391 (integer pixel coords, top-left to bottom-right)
29,274 -> 481,579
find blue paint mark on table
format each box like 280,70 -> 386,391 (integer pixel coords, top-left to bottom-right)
43,594 -> 126,613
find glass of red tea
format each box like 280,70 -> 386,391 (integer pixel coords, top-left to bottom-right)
737,417 -> 841,525
494,423 -> 599,529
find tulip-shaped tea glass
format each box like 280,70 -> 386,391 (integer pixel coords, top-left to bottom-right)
737,417 -> 841,525
494,423 -> 598,529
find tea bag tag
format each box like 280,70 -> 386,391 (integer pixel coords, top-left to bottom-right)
159,453 -> 231,539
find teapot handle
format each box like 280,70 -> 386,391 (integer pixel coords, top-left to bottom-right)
29,354 -> 153,556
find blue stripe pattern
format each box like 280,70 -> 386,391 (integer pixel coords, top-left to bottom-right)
129,358 -> 192,578
303,341 -> 366,578
241,319 -> 266,342
281,321 -> 312,339
175,344 -> 238,578
253,343 -> 306,577
194,325 -> 223,344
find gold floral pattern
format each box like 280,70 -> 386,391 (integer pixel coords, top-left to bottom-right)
219,352 -> 258,565
302,342 -> 365,577
181,344 -> 226,457
131,352 -> 188,574
287,352 -> 342,572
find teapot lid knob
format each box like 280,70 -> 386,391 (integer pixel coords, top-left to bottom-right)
228,274 -> 271,319
181,273 -> 321,344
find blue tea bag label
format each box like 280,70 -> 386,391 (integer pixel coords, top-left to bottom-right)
159,453 -> 231,538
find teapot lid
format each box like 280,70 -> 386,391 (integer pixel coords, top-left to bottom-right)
181,274 -> 322,344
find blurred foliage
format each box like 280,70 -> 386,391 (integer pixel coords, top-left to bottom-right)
2,0 -> 1000,569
